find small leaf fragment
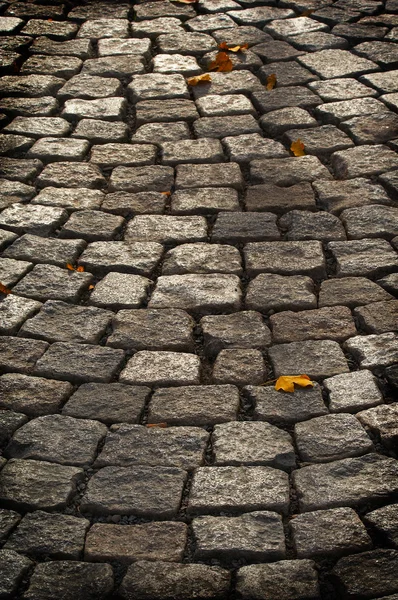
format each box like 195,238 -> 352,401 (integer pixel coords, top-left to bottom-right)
0,282 -> 12,295
275,374 -> 314,393
187,73 -> 212,86
76,265 -> 85,272
290,139 -> 306,156
160,191 -> 171,196
208,51 -> 233,72
218,41 -> 248,52
299,9 -> 313,16
147,423 -> 168,428
88,284 -> 95,290
266,73 -> 277,91
66,263 -> 75,271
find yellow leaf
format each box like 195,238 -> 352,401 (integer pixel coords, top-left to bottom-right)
147,423 -> 168,428
76,265 -> 85,272
88,284 -> 95,290
66,263 -> 75,271
275,375 -> 314,393
266,73 -> 277,90
160,191 -> 171,196
187,73 -> 212,86
208,51 -> 233,72
290,139 -> 305,156
218,41 -> 249,52
0,282 -> 11,295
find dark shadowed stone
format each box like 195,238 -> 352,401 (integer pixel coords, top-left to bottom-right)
270,306 -> 356,343
0,373 -> 72,417
4,510 -> 90,559
333,549 -> 398,599
0,411 -> 28,445
119,561 -> 230,600
80,465 -> 187,518
319,277 -> 393,308
0,337 -> 49,375
364,504 -> 398,547
23,561 -> 114,600
293,454 -> 398,512
0,549 -> 33,598
84,521 -> 188,564
354,300 -> 398,334
0,508 -> 21,542
244,241 -> 326,278
0,458 -> 83,511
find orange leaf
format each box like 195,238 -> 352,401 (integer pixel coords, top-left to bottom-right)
266,73 -> 277,91
209,51 -> 233,72
218,42 -> 248,52
275,375 -> 314,393
66,263 -> 75,271
160,191 -> 171,196
290,139 -> 306,157
187,73 -> 212,86
88,284 -> 95,290
76,265 -> 85,272
0,282 -> 11,295
147,423 -> 168,428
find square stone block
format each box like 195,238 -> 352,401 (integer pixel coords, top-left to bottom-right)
314,177 -> 393,216
61,210 -> 124,242
212,349 -> 266,385
269,339 -> 349,379
101,191 -> 165,216
89,272 -> 151,310
62,383 -> 149,425
279,210 -> 346,242
110,165 -> 174,194
246,183 -> 316,214
107,308 -> 195,351
354,300 -> 398,334
132,122 -> 190,145
333,549 -> 398,600
0,373 -> 72,417
37,162 -> 106,189
171,188 -> 240,214
0,337 -> 49,376
196,94 -> 256,117
324,370 -> 384,413
90,144 -> 157,168
363,504 -> 398,547
95,424 -> 209,469
193,511 -> 285,561
128,73 -> 189,103
147,385 -> 240,426
212,212 -> 280,243
0,295 -> 41,336
81,465 -> 187,517
0,548 -> 32,599
0,458 -> 83,511
188,466 -> 290,515
201,311 -> 271,355
291,507 -> 372,558
213,421 -> 295,470
73,119 -> 128,142
62,98 -> 127,121
120,351 -> 201,387
161,138 -> 224,166
136,99 -> 199,125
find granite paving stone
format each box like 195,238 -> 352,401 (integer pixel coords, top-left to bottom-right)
201,311 -> 271,354
364,504 -> 398,547
354,300 -> 398,334
77,19 -> 129,39
315,97 -> 389,125
313,177 -> 394,214
270,305 -> 356,343
37,162 -> 106,190
357,403 -> 398,447
147,385 -> 240,426
0,74 -> 65,97
32,188 -> 104,211
132,122 -> 191,144
244,240 -> 326,278
152,53 -> 201,76
0,133 -> 34,157
60,210 -> 125,242
250,156 -> 332,186
84,521 -> 188,564
91,144 -> 157,168
12,264 -> 93,303
223,134 -> 288,163
212,348 -> 266,385
120,351 -> 201,387
345,332 -> 398,370
329,239 -> 398,277
341,205 -> 398,240
245,182 -> 317,213
161,243 -> 242,275
72,119 -> 128,143
62,98 -> 127,121
97,38 -> 151,59
110,165 -> 174,193
101,191 -> 165,216
246,274 -> 317,313
0,373 -> 72,417
0,336 -> 49,375
269,339 -> 349,379
0,257 -> 33,287
0,294 -> 41,335
82,56 -> 146,78
175,162 -> 243,190
62,383 -> 150,425
252,86 -> 322,114
0,549 -> 33,599
192,511 -> 285,561
2,234 -> 87,267
0,508 -> 21,542
125,215 -> 207,244
298,48 -> 378,78
324,370 -> 384,413
279,210 -> 346,241
161,138 -> 224,166
78,241 -> 163,276
333,549 -> 398,599
27,138 -> 90,163
21,55 -> 82,79
309,77 -> 377,100
89,273 -> 152,310
136,99 -> 199,125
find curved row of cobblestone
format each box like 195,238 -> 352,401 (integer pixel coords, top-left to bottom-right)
0,0 -> 398,598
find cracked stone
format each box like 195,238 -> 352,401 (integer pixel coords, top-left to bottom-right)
62,383 -> 149,425
188,466 -> 290,515
34,341 -> 124,384
193,511 -> 285,561
269,339 -> 349,379
148,385 -> 240,426
96,424 -> 209,469
120,351 -> 201,387
80,465 -> 187,517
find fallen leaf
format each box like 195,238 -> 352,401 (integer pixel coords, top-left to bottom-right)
76,266 -> 85,272
147,423 -> 168,428
88,284 -> 95,290
208,51 -> 233,72
275,375 -> 314,393
290,139 -> 305,156
266,73 -> 277,90
160,191 -> 171,196
218,41 -> 249,52
187,73 -> 212,86
47,18 -> 53,21
66,263 -> 85,272
0,282 -> 11,294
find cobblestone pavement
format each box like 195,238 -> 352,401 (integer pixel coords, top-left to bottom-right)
1,0 -> 398,598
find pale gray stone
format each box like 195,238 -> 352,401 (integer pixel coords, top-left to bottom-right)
32,187 -> 104,211
212,211 -> 280,243
152,53 -> 201,76
212,348 -> 266,385
354,300 -> 398,334
132,122 -> 190,145
4,116 -> 71,139
196,94 -> 256,117
37,162 -> 106,189
345,332 -> 398,370
125,215 -> 207,244
244,240 -> 326,278
250,156 -> 332,186
98,37 -> 151,58
0,257 -> 32,287
188,466 -> 290,514
0,74 -> 65,97
79,241 -> 163,276
72,119 -> 128,142
77,19 -> 129,39
223,134 -> 287,163
341,205 -> 398,240
246,273 -> 317,313
157,31 -> 217,55
332,144 -> 398,179
269,339 -> 349,379
27,138 -> 90,163
133,18 -> 184,39
260,107 -> 317,136
316,97 -> 388,124
309,77 -> 377,101
30,37 -> 94,59
175,162 -> 243,190
161,138 -> 224,165
2,234 -> 87,268
90,144 -> 157,168
324,370 -> 384,413
89,273 -> 151,309
58,75 -> 122,101
246,182 -> 316,213
0,294 -> 41,335
298,48 -> 377,78
128,73 -> 189,103
357,403 -> 398,447
120,351 -> 201,386
0,204 -> 68,236
162,243 -> 242,275
62,97 -> 127,121
279,210 -> 346,242
171,188 -> 240,214
110,165 -> 174,194
12,264 -> 93,303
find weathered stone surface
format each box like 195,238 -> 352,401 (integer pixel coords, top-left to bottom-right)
193,511 -> 285,561
328,239 -> 398,277
0,458 -> 83,511
119,561 -> 230,600
0,508 -> 21,542
212,348 -> 266,385
270,306 -> 356,343
149,274 -> 241,313
34,342 -> 124,384
194,115 -> 261,139
341,205 -> 398,240
324,370 -> 383,413
108,309 -> 194,352
332,144 -> 398,179
110,165 -> 174,194
201,311 -> 270,355
101,191 -> 165,216
213,421 -> 295,470
62,383 -> 149,425
364,504 -> 398,547
260,108 -> 317,137
0,549 -> 32,599
196,94 -> 256,117
98,38 -> 151,58
161,138 -> 223,166
79,241 -> 162,276
126,215 -> 206,244
354,300 -> 398,334
236,560 -> 320,600
61,210 -> 124,242
175,162 -> 243,190
0,74 -> 65,97
90,144 -> 157,168
29,37 -> 93,59
248,383 -> 328,425
5,414 -> 107,467
0,134 -> 34,157
136,99 -> 199,125
357,403 -> 398,447
134,18 -> 184,40
269,339 -> 349,379
212,212 -> 280,243
294,413 -> 373,463
96,424 -> 208,469
223,134 -> 287,163
157,32 -> 218,55
0,294 -> 41,335
246,274 -> 317,313
23,561 -> 114,600
345,332 -> 398,370
77,19 -> 129,39
298,48 -> 377,78
0,157 -> 42,182
2,234 -> 87,268
0,373 -> 72,417
188,466 -> 290,515
81,465 -> 187,517
293,454 -> 398,511
132,122 -> 190,145
89,273 -> 151,310
309,77 -> 377,101
72,119 -> 128,142
279,210 -> 346,242
0,411 -> 28,446
62,97 -> 127,121
319,277 -> 393,308
82,56 -> 145,78
252,87 -> 322,114
129,73 -> 189,103
0,204 -> 67,236
250,156 -> 332,186
244,240 -> 326,278
4,510 -> 89,559
162,243 -> 242,276
333,549 -> 398,599
85,522 -> 187,564
316,97 -> 388,125
291,507 -> 372,559
13,263 -> 93,303
246,182 -> 316,214
120,351 -> 201,387
0,336 -> 49,375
